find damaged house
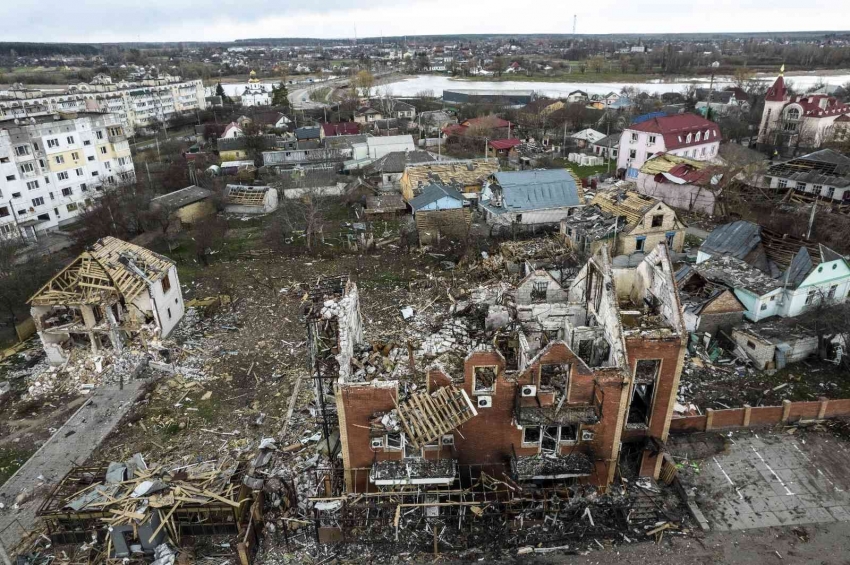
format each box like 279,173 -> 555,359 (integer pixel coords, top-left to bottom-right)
29,237 -> 184,366
306,242 -> 686,497
479,169 -> 583,227
696,220 -> 850,321
400,159 -> 500,201
561,188 -> 686,256
636,153 -> 720,215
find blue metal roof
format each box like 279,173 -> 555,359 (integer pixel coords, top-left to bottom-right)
409,183 -> 465,211
700,221 -> 762,260
632,111 -> 668,125
492,169 -> 580,212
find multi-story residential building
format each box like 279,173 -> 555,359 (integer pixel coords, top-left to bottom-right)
0,112 -> 135,241
0,76 -> 207,136
616,113 -> 721,177
758,66 -> 850,150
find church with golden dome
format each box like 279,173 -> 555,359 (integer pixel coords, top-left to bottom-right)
241,70 -> 271,106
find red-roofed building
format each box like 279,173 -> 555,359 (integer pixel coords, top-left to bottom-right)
758,65 -> 850,149
616,113 -> 721,174
320,122 -> 360,139
488,138 -> 520,156
441,115 -> 514,142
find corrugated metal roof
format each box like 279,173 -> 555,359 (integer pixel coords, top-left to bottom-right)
784,247 -> 813,288
409,183 -> 465,211
699,220 -> 762,260
493,169 -> 580,211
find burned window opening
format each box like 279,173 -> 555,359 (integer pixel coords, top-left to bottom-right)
522,426 -> 541,445
473,366 -> 497,393
634,359 -> 660,384
627,382 -> 655,426
385,432 -> 402,450
560,424 -> 579,443
495,334 -> 519,372
531,281 -> 548,303
541,426 -> 559,452
539,363 -> 570,391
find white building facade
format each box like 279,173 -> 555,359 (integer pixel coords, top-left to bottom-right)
0,112 -> 135,241
0,77 -> 207,136
617,113 -> 721,176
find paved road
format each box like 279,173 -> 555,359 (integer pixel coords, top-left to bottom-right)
0,378 -> 149,553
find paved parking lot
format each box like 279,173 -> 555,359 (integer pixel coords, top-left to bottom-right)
671,429 -> 850,531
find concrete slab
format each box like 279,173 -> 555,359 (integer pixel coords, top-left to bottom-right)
670,430 -> 850,532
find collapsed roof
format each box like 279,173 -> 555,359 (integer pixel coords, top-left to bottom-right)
29,237 -> 173,306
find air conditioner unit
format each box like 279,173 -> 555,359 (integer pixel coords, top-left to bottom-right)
370,437 -> 384,449
441,434 -> 455,446
521,385 -> 537,397
581,430 -> 595,442
477,396 -> 493,408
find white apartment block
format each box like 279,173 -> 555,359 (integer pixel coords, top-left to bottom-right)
0,77 -> 207,136
0,112 -> 136,241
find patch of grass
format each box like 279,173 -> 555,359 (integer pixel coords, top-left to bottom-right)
684,233 -> 705,248
557,159 -> 615,179
0,447 -> 33,487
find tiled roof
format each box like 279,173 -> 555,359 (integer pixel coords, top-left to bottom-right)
321,122 -> 360,136
765,75 -> 787,102
404,159 -> 499,189
627,113 -> 721,151
488,138 -> 521,150
590,189 -> 659,228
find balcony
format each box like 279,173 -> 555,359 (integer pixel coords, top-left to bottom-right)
370,457 -> 457,486
510,445 -> 594,481
514,382 -> 604,427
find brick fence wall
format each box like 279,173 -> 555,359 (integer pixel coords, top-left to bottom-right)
669,397 -> 850,433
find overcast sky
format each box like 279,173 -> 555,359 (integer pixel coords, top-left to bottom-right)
2,0 -> 849,43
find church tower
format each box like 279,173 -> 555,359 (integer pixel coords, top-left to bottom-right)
758,65 -> 789,144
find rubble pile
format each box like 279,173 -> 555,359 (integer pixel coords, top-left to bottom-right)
26,347 -> 153,399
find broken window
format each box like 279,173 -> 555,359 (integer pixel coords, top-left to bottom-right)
403,435 -> 421,459
634,359 -> 660,384
540,363 -> 570,391
577,339 -> 594,364
651,214 -> 664,228
627,382 -> 655,426
541,426 -> 559,452
161,272 -> 171,294
560,424 -> 579,443
634,236 -> 646,252
522,426 -> 541,445
385,432 -> 402,450
531,280 -> 548,302
746,341 -> 756,350
473,366 -> 497,393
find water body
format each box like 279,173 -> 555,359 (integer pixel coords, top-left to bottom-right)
213,72 -> 850,99
374,73 -> 850,98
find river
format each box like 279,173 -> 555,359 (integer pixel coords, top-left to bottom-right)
214,72 -> 850,99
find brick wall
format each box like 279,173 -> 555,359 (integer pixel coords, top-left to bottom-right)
415,208 -> 471,244
669,397 -> 850,433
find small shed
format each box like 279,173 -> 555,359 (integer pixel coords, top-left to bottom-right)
150,185 -> 215,226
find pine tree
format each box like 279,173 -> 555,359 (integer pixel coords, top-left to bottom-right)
271,82 -> 290,108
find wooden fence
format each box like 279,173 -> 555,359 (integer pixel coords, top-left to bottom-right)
670,397 -> 850,433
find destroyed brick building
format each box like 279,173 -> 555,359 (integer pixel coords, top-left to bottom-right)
305,242 -> 686,497
28,237 -> 185,366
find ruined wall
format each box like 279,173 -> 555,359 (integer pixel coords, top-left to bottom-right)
630,245 -> 684,332
669,397 -> 850,433
731,330 -> 775,370
516,271 -> 569,305
624,335 -> 685,477
336,381 -> 400,493
621,202 -> 686,253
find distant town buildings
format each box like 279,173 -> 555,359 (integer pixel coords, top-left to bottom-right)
0,75 -> 207,136
0,112 -> 135,241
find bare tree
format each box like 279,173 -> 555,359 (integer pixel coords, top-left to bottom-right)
0,239 -> 60,326
190,215 -> 227,266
